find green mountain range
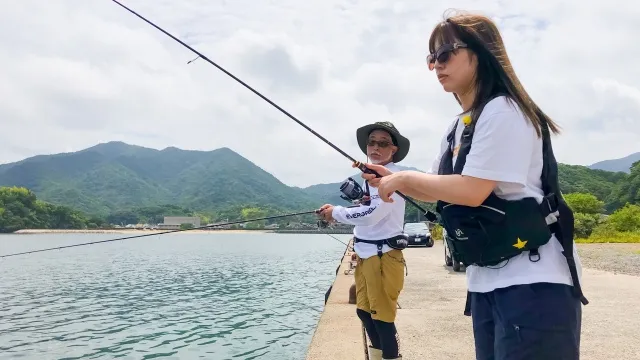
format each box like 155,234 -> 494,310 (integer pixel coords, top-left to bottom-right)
589,152 -> 640,173
0,142 -> 320,216
0,141 -> 637,217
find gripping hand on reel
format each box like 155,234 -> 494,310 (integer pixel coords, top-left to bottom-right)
351,161 -> 439,223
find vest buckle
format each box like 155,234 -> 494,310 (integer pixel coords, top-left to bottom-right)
541,193 -> 559,217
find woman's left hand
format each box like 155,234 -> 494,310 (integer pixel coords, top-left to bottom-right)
376,172 -> 408,203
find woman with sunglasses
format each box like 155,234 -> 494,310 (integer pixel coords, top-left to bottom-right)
360,12 -> 584,360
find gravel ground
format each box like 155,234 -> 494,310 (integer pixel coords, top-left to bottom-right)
395,242 -> 640,360
577,243 -> 640,276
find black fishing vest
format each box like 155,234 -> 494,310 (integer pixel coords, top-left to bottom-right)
436,98 -> 588,309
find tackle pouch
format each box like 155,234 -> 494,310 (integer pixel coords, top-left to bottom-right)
354,235 -> 409,256
385,234 -> 409,251
439,194 -> 553,267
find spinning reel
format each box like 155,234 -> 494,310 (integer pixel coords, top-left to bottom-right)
315,177 -> 372,229
339,177 -> 371,206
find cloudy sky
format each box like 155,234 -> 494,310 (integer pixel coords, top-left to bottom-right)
1,0 -> 638,188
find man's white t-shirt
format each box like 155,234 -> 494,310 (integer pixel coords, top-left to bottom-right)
332,162 -> 406,260
428,96 -> 583,293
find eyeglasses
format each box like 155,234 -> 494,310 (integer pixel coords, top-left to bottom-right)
426,42 -> 468,71
367,140 -> 392,148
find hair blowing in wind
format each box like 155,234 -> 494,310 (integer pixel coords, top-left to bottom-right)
429,10 -> 561,137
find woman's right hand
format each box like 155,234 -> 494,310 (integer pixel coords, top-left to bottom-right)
353,162 -> 394,187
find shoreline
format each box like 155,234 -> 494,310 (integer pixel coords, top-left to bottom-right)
11,229 -> 271,235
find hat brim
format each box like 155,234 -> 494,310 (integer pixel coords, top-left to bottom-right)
356,124 -> 410,163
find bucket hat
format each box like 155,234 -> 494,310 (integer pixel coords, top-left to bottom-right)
356,121 -> 410,163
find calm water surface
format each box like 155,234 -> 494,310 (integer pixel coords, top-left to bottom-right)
0,233 -> 349,359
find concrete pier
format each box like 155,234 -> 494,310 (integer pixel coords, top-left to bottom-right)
305,240 -> 640,359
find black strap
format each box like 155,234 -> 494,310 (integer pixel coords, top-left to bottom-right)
353,235 -> 406,244
362,180 -> 372,206
454,121 -> 476,174
354,235 -> 405,257
540,120 -> 588,306
538,193 -> 558,218
529,248 -> 541,262
354,235 -> 409,276
437,119 -> 459,176
464,291 -> 471,316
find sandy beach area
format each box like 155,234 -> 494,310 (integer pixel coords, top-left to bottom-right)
12,229 -> 270,235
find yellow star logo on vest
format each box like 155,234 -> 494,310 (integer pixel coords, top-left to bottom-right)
512,238 -> 527,249
462,114 -> 472,126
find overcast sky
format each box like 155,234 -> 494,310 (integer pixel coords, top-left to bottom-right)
1,0 -> 638,188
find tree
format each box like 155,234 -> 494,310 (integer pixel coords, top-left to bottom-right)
193,212 -> 211,225
241,207 -> 268,229
87,216 -> 108,228
573,213 -> 600,238
0,186 -> 90,232
106,210 -> 139,226
607,203 -> 640,232
564,193 -> 604,214
180,223 -> 194,230
606,160 -> 640,211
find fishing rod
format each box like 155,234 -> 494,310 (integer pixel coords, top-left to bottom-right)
0,209 -> 349,259
110,0 -> 437,223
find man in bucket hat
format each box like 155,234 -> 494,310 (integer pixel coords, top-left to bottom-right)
355,121 -> 410,164
318,121 -> 409,360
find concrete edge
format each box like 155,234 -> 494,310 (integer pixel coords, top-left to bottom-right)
305,238 -> 367,360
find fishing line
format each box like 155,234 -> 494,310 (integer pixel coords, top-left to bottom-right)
325,233 -> 348,247
110,0 -> 437,223
1,209 -> 340,259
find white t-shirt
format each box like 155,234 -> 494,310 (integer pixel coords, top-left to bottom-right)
332,162 -> 406,260
428,96 -> 583,293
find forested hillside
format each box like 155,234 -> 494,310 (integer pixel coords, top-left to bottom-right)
0,142 -> 319,216
0,142 -> 638,231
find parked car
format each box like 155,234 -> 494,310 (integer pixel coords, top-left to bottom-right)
442,228 -> 463,272
403,222 -> 433,247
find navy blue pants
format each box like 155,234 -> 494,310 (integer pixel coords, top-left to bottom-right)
470,282 -> 582,360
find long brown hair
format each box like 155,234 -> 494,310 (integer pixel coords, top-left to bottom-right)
428,10 -> 560,136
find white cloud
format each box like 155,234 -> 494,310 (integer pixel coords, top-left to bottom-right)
0,0 -> 638,188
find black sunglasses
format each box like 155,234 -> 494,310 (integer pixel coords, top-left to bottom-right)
426,42 -> 468,71
367,139 -> 393,148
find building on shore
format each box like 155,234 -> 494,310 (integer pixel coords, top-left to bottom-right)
157,216 -> 201,230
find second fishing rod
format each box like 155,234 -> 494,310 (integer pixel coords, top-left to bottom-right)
110,0 -> 437,223
0,209 -> 351,259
